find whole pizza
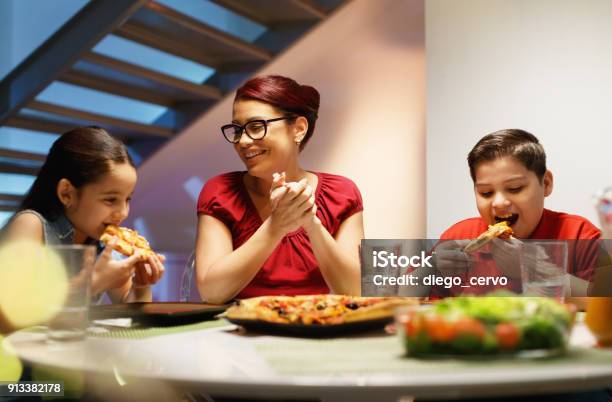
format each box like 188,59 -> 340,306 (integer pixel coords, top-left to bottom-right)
225,295 -> 419,325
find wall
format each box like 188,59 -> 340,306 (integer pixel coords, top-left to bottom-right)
3,0 -> 88,78
427,0 -> 612,238
0,1 -> 12,80
0,0 -> 88,227
129,0 -> 426,254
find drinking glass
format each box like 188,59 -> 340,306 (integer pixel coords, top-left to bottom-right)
47,245 -> 95,341
520,241 -> 568,300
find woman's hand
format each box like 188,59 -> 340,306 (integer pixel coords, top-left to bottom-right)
268,172 -> 317,236
269,172 -> 287,211
91,237 -> 141,295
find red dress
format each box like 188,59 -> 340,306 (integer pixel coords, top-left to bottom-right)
197,171 -> 363,298
437,209 -> 602,295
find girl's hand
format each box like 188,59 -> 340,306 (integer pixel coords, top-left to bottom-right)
269,175 -> 317,236
133,254 -> 166,288
91,237 -> 141,294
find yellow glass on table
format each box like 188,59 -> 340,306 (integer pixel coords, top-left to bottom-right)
586,297 -> 612,347
585,256 -> 612,347
587,189 -> 612,346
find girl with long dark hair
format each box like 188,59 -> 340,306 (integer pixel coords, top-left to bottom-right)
2,126 -> 164,302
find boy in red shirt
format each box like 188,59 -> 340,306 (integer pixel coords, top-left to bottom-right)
434,129 -> 603,297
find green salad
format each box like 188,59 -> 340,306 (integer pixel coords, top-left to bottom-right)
401,295 -> 574,356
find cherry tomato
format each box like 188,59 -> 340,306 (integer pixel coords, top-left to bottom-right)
453,317 -> 485,340
495,322 -> 520,350
424,314 -> 457,343
404,313 -> 423,337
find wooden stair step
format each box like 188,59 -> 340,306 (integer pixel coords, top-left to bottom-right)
0,193 -> 24,212
0,161 -> 40,176
115,1 -> 272,69
0,148 -> 46,163
58,52 -> 223,107
211,0 -> 326,26
26,100 -> 174,138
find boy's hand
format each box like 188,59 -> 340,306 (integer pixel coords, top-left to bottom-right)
433,240 -> 472,277
490,237 -> 523,280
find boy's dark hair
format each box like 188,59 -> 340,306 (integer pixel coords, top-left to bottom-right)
19,126 -> 134,220
468,129 -> 547,182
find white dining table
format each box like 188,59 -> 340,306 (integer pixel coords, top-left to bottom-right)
6,319 -> 612,402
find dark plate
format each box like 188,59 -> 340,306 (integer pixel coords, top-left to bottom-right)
226,316 -> 394,337
90,302 -> 232,326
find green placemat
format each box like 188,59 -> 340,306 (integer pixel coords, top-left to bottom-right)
22,319 -> 232,340
254,335 -> 612,375
89,319 -> 231,339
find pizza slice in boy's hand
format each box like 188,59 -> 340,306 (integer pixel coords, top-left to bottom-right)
464,221 -> 514,253
100,225 -> 157,259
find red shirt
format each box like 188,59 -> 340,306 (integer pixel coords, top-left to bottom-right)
197,171 -> 363,298
438,209 -> 601,295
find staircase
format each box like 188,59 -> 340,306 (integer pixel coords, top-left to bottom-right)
0,0 -> 346,214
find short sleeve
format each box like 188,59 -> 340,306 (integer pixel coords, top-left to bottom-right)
571,222 -> 601,281
316,173 -> 363,236
337,178 -> 363,222
572,239 -> 601,281
197,173 -> 238,228
575,219 -> 602,240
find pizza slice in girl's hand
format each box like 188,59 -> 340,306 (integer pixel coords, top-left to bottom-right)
463,221 -> 514,253
99,225 -> 158,259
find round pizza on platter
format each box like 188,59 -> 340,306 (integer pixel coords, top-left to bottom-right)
224,295 -> 420,327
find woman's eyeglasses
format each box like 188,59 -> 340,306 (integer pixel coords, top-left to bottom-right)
221,117 -> 292,144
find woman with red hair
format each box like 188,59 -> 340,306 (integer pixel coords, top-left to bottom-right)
195,75 -> 363,303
